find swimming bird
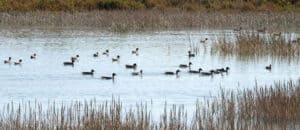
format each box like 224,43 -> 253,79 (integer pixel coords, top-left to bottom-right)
216,67 -> 230,73
63,59 -> 75,66
112,55 -> 120,62
200,38 -> 208,43
93,52 -> 99,57
189,68 -> 202,74
179,62 -> 192,68
30,53 -> 36,59
101,73 -> 116,80
233,27 -> 242,32
14,59 -> 22,65
4,57 -> 12,64
132,70 -> 143,76
257,27 -> 266,33
71,55 -> 79,61
82,69 -> 95,75
125,63 -> 137,69
132,48 -> 139,54
102,50 -> 109,56
164,69 -> 180,75
201,70 -> 214,76
273,32 -> 281,37
188,51 -> 195,58
265,64 -> 272,70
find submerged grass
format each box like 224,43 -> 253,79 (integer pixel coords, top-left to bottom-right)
1,80 -> 300,129
211,31 -> 300,61
0,11 -> 299,32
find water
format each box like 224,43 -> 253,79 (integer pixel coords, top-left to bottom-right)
0,28 -> 299,110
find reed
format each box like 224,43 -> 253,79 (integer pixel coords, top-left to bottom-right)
0,80 -> 299,129
211,31 -> 300,61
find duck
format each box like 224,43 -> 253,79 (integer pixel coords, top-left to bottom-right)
200,38 -> 208,43
132,48 -> 139,54
4,57 -> 12,64
132,70 -> 143,76
233,27 -> 242,32
63,59 -> 75,66
273,32 -> 281,37
257,27 -> 266,33
101,73 -> 116,80
179,62 -> 192,68
71,55 -> 79,61
93,52 -> 99,57
125,63 -> 137,69
265,64 -> 272,70
201,70 -> 214,76
112,55 -> 120,62
14,59 -> 22,65
102,50 -> 109,56
189,68 -> 202,74
216,67 -> 230,73
30,53 -> 36,59
188,51 -> 195,58
82,69 -> 95,75
164,69 -> 180,75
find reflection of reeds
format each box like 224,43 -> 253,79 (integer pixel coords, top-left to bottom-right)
0,11 -> 298,32
1,80 -> 299,129
211,32 -> 300,61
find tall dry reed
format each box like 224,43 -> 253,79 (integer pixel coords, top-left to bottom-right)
0,80 -> 299,129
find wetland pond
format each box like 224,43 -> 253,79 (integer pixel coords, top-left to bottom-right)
0,28 -> 299,112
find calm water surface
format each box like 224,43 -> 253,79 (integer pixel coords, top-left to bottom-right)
0,28 -> 299,110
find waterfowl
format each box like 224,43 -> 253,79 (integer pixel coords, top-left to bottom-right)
14,59 -> 22,65
4,57 -> 12,64
164,70 -> 180,75
257,27 -> 266,33
82,69 -> 95,75
179,62 -> 192,68
216,67 -> 230,73
233,27 -> 242,32
132,48 -> 139,54
273,32 -> 281,37
265,64 -> 272,70
200,38 -> 208,43
63,59 -> 75,66
93,52 -> 99,57
201,70 -> 214,76
71,55 -> 79,61
102,50 -> 109,56
101,73 -> 116,80
189,68 -> 202,74
132,70 -> 143,76
30,53 -> 36,59
188,51 -> 195,58
112,55 -> 120,62
125,63 -> 137,69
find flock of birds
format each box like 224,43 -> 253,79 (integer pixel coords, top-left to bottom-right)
2,45 -> 273,81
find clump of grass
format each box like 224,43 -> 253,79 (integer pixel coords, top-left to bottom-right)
211,31 -> 300,61
0,80 -> 300,129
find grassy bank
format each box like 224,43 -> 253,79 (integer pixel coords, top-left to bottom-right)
0,11 -> 298,32
0,0 -> 299,11
1,80 -> 299,129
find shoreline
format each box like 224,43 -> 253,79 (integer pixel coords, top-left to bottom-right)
0,10 -> 299,32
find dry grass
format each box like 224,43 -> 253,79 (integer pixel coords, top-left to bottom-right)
211,31 -> 300,61
0,11 -> 298,32
1,80 -> 299,129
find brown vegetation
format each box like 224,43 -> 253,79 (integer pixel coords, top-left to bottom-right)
211,31 -> 300,61
1,80 -> 299,129
0,11 -> 298,32
0,0 -> 299,11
